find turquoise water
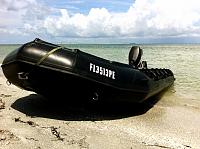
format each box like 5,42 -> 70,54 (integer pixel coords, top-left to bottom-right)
1,44 -> 200,101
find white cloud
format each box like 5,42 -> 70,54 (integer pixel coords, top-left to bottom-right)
0,0 -> 36,11
1,0 -> 200,43
0,0 -> 50,37
42,0 -> 200,38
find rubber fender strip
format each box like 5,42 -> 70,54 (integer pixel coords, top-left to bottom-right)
36,46 -> 63,66
34,38 -> 58,48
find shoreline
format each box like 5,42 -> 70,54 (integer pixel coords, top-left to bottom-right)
0,69 -> 200,148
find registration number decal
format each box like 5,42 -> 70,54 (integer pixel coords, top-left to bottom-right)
89,63 -> 115,79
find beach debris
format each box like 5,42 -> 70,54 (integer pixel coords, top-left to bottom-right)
67,136 -> 89,148
0,99 -> 5,109
142,142 -> 172,149
0,129 -> 19,144
25,137 -> 38,142
50,126 -> 64,141
0,94 -> 12,98
184,144 -> 192,148
14,117 -> 39,127
184,104 -> 199,110
142,142 -> 192,149
76,136 -> 89,149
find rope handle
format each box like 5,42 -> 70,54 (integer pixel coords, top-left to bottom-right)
36,46 -> 63,66
17,46 -> 63,80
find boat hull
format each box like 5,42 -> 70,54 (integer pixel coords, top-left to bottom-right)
1,39 -> 175,103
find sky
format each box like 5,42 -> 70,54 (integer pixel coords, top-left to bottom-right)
0,0 -> 200,44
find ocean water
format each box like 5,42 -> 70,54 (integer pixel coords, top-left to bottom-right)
0,44 -> 200,102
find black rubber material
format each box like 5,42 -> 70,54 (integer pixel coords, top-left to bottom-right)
1,38 -> 175,103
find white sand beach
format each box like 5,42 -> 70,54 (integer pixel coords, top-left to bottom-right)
0,69 -> 200,149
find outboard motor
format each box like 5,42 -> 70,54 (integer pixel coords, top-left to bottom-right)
128,46 -> 147,69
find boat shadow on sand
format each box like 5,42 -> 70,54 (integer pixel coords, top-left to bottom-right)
11,93 -> 165,121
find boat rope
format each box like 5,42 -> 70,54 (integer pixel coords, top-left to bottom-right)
17,46 -> 63,80
6,80 -> 11,86
36,46 -> 63,66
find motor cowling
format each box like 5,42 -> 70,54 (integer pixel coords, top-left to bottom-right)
128,46 -> 147,69
128,46 -> 142,68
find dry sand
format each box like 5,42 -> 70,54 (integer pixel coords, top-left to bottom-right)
0,69 -> 200,149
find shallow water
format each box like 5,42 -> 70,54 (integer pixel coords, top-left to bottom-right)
1,44 -> 200,102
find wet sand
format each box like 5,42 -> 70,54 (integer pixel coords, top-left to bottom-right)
0,69 -> 200,149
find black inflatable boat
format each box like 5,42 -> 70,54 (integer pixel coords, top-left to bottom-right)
1,38 -> 175,103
